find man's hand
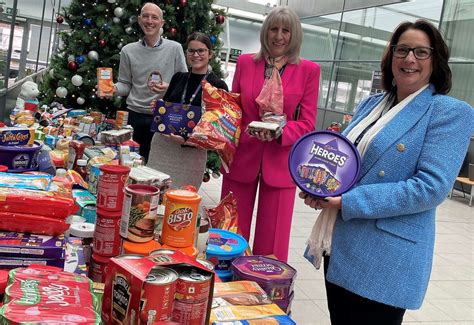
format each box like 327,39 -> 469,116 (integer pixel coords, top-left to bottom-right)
150,81 -> 169,94
96,84 -> 116,99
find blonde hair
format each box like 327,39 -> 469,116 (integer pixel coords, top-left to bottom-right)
255,6 -> 302,64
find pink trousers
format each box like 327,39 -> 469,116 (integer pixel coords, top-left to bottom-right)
221,175 -> 296,262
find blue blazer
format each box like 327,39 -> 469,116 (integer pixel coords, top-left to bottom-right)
327,85 -> 474,309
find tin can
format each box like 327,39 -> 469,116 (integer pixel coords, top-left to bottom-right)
196,258 -> 215,271
149,248 -> 177,256
161,190 -> 202,248
97,164 -> 130,211
140,266 -> 178,323
175,265 -> 212,303
120,184 -> 160,243
161,244 -> 198,260
171,299 -> 207,325
89,253 -> 111,283
93,209 -> 122,256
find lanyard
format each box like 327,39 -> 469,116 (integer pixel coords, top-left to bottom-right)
180,72 -> 209,104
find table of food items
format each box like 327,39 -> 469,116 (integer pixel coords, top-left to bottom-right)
0,103 -> 297,324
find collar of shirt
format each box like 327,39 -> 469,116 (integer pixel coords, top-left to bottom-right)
141,37 -> 163,48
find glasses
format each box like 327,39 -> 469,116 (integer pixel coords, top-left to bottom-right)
392,45 -> 433,60
186,48 -> 208,56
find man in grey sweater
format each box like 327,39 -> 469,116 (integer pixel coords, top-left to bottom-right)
109,2 -> 187,161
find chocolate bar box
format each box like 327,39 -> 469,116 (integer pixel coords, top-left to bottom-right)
0,231 -> 65,259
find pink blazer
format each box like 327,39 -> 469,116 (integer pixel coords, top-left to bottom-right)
225,54 -> 320,188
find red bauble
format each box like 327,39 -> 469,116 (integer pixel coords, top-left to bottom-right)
180,0 -> 188,7
67,61 -> 78,71
168,27 -> 177,37
56,16 -> 64,24
98,39 -> 106,48
216,15 -> 225,24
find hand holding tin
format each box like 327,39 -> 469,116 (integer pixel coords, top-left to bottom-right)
298,191 -> 341,210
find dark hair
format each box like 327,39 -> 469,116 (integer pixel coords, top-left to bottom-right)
380,19 -> 451,95
186,32 -> 213,52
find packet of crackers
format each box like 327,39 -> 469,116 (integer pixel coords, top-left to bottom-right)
97,67 -> 114,97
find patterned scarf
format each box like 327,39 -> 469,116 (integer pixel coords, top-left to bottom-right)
255,56 -> 288,117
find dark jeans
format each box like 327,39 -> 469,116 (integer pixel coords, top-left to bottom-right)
127,110 -> 154,163
323,255 -> 406,325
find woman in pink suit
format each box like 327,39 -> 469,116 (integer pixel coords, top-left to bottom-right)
221,6 -> 320,262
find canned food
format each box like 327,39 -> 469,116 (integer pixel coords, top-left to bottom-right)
196,258 -> 215,271
140,266 -> 178,323
149,248 -> 177,256
172,299 -> 207,325
175,266 -> 212,303
93,209 -> 122,256
120,184 -> 160,243
97,164 -> 130,211
161,190 -> 202,248
89,253 -> 111,283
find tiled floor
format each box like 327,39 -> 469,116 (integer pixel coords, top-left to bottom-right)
199,177 -> 474,324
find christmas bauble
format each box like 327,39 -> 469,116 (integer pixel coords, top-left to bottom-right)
107,0 -> 116,3
212,172 -> 221,179
125,26 -> 133,34
113,17 -> 121,24
49,69 -> 55,78
67,54 -> 75,62
71,74 -> 83,87
88,50 -> 99,61
168,27 -> 177,37
114,7 -> 124,18
77,97 -> 85,105
117,43 -> 123,49
75,55 -> 85,64
56,16 -> 64,24
98,39 -> 106,48
203,172 -> 210,183
208,11 -> 215,20
159,27 -> 164,36
180,0 -> 188,7
67,61 -> 78,71
129,16 -> 136,24
56,87 -> 68,98
84,18 -> 93,26
216,15 -> 225,24
210,35 -> 217,44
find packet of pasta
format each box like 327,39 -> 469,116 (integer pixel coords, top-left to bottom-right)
186,81 -> 242,171
97,67 -> 114,97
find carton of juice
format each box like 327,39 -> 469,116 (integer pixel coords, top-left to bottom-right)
97,67 -> 114,97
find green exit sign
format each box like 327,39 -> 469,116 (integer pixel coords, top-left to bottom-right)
220,48 -> 242,63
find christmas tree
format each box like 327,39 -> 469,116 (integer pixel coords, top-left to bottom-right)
39,0 -> 226,177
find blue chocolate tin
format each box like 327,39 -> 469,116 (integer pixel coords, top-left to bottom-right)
288,130 -> 361,197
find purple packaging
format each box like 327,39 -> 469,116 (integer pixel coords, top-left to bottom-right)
0,231 -> 65,259
288,130 -> 361,197
0,256 -> 65,269
231,256 -> 296,305
0,141 -> 42,172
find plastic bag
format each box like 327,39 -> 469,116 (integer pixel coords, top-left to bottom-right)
186,81 -> 242,171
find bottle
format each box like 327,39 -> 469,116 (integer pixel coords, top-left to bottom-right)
53,168 -> 73,191
67,140 -> 86,170
74,159 -> 88,181
196,217 -> 210,259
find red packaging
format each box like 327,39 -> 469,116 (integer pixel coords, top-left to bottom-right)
0,265 -> 100,323
175,265 -> 212,303
171,299 -> 208,325
89,253 -> 112,283
0,212 -> 69,236
140,266 -> 178,323
93,209 -> 122,256
0,187 -> 78,219
67,140 -> 86,170
97,164 -> 130,211
102,251 -> 214,325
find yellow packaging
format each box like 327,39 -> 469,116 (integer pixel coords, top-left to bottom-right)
210,304 -> 285,323
97,67 -> 114,97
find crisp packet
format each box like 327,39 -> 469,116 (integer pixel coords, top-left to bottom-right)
0,172 -> 52,191
186,81 -> 242,171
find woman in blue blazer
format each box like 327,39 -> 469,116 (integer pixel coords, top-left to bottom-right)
302,19 -> 474,324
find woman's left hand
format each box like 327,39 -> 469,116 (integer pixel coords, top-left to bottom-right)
253,129 -> 274,142
298,191 -> 342,210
